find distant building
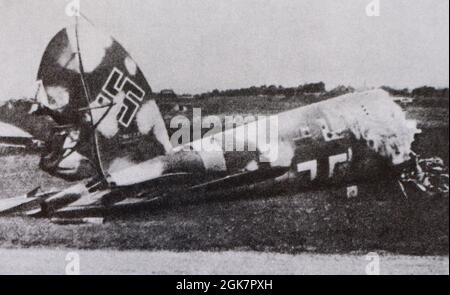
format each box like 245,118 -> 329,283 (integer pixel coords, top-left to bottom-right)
393,96 -> 414,105
327,85 -> 355,97
179,94 -> 193,99
158,89 -> 177,99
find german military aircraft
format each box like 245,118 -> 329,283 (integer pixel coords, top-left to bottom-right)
0,17 -> 446,222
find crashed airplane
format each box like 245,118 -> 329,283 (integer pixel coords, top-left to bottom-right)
0,17 -> 447,222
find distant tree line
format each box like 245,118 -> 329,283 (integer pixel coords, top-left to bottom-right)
381,85 -> 449,107
155,83 -> 450,102
193,84 -> 448,100
193,82 -> 328,99
381,85 -> 449,98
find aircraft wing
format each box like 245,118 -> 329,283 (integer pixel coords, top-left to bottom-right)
187,167 -> 289,193
15,167 -> 289,220
0,190 -> 59,216
0,136 -> 33,147
51,196 -> 160,219
0,122 -> 42,152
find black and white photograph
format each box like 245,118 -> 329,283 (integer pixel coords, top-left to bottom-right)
0,0 -> 448,277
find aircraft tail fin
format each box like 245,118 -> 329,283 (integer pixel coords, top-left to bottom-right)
35,16 -> 172,179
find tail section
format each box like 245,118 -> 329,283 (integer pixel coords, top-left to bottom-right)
35,16 -> 171,180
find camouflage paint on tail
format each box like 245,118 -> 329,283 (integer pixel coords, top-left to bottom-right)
36,17 -> 172,179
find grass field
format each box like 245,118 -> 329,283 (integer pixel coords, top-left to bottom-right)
0,100 -> 448,255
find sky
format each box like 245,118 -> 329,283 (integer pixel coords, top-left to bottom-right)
0,0 -> 448,100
